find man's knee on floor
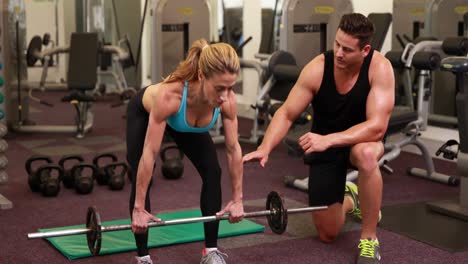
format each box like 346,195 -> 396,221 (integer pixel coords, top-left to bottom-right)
315,222 -> 340,243
318,229 -> 339,243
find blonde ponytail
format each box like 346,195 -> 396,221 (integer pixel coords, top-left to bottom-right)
163,39 -> 239,83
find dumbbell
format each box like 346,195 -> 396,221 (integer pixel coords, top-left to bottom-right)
58,155 -> 85,189
160,144 -> 184,180
93,153 -> 118,185
105,162 -> 129,190
25,155 -> 53,192
71,164 -> 96,194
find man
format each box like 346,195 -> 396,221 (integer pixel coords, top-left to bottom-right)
243,13 -> 394,264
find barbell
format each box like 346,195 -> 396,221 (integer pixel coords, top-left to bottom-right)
27,191 -> 327,256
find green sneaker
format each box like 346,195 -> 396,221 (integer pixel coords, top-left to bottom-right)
357,238 -> 381,264
344,181 -> 382,222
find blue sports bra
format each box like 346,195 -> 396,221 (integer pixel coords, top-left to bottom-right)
166,81 -> 220,133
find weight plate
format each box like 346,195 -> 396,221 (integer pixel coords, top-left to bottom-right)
26,36 -> 42,67
266,191 -> 287,234
86,206 -> 102,256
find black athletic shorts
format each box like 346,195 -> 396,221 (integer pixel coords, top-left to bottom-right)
304,146 -> 351,207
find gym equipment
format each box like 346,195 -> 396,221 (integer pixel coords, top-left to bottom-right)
368,13 -> 393,52
378,55 -> 468,252
36,165 -> 63,197
71,164 -> 96,194
26,33 -> 56,67
425,0 -> 468,41
435,139 -> 459,160
0,139 -> 7,153
391,0 -> 429,50
258,1 -> 279,54
238,50 -> 301,145
92,153 -> 118,185
0,156 -> 8,170
160,144 -> 184,180
426,56 -> 468,221
0,124 -> 8,138
24,33 -> 133,98
151,0 -> 212,83
26,155 -> 53,192
4,1 -> 134,138
393,37 -> 468,130
36,209 -> 264,260
77,0 -> 141,101
58,155 -> 85,189
105,162 -> 128,191
429,0 -> 468,127
278,0 -> 353,68
10,32 -> 97,138
28,191 -> 327,256
26,35 -> 45,67
391,0 -> 468,127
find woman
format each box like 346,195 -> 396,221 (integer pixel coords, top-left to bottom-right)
126,39 -> 244,264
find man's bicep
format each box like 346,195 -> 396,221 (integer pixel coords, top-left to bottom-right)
283,83 -> 314,115
281,63 -> 320,119
367,61 -> 395,123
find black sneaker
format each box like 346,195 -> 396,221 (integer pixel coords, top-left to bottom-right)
357,238 -> 381,264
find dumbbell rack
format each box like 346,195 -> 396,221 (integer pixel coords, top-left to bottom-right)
0,0 -> 12,210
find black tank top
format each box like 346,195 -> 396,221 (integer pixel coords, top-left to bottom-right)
311,49 -> 374,135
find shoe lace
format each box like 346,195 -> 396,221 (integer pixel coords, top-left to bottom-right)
351,207 -> 362,218
358,239 -> 377,258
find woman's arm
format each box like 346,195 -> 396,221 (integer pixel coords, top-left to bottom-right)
217,91 -> 244,222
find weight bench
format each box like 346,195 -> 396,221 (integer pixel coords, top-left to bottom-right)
14,33 -> 97,138
61,33 -> 98,138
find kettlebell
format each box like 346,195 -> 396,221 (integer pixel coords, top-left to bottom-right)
36,165 -> 63,197
105,162 -> 129,190
160,144 -> 184,180
71,163 -> 96,194
58,155 -> 84,188
93,153 -> 118,185
25,155 -> 53,192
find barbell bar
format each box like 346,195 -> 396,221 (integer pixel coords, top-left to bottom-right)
28,191 -> 327,255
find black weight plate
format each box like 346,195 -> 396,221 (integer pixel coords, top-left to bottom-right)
26,36 -> 42,66
86,206 -> 102,255
266,191 -> 287,234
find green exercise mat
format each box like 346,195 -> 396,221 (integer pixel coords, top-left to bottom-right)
39,209 -> 265,260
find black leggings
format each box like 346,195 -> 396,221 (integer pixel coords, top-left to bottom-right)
126,88 -> 222,256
